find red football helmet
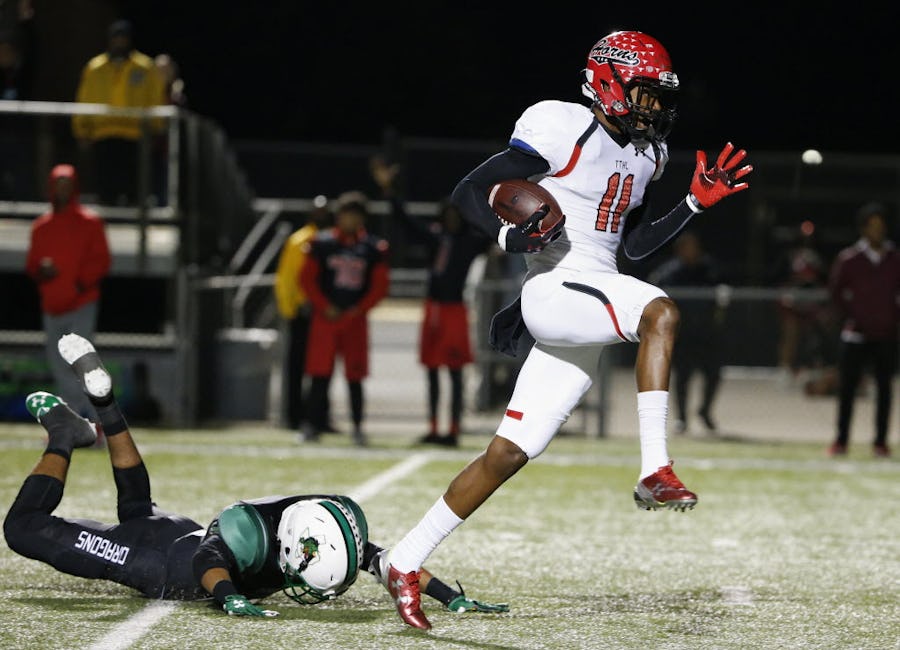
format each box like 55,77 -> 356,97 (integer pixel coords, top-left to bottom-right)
581,30 -> 679,147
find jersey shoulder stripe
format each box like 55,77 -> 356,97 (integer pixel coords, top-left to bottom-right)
554,120 -> 600,178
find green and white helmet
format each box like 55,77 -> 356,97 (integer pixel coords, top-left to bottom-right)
276,497 -> 367,604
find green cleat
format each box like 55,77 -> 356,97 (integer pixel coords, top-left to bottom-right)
25,391 -> 66,421
25,391 -> 98,449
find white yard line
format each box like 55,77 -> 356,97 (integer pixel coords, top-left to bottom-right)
85,601 -> 179,650
349,452 -> 433,503
82,452 -> 433,650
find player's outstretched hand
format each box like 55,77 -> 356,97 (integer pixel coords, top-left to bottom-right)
688,142 -> 753,210
502,205 -> 565,253
223,594 -> 279,618
447,595 -> 510,613
446,582 -> 510,613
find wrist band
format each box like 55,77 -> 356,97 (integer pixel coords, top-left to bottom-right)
685,193 -> 704,213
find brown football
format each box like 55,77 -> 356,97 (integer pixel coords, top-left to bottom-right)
487,179 -> 564,233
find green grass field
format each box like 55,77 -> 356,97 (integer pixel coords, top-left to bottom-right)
1,424 -> 897,650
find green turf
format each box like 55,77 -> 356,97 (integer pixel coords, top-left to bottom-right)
0,424 -> 897,649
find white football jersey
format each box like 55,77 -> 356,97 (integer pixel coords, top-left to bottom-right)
510,100 -> 668,274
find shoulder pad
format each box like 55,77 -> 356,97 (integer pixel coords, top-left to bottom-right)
217,503 -> 270,574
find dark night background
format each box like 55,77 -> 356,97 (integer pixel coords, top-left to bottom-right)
1,1 -> 898,405
24,1 -> 898,155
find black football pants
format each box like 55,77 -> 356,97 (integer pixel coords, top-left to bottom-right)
3,464 -> 204,599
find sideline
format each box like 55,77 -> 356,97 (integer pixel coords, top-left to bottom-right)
83,452 -> 434,650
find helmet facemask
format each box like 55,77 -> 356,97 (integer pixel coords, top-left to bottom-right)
616,74 -> 678,148
281,535 -> 330,604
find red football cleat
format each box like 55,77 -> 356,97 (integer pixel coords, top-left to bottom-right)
634,461 -> 698,511
387,565 -> 431,630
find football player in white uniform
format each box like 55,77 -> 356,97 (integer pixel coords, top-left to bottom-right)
382,30 -> 752,630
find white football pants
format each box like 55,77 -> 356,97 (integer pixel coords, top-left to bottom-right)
495,267 -> 667,458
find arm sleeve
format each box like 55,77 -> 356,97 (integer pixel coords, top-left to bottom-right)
621,197 -> 698,261
450,147 -> 550,241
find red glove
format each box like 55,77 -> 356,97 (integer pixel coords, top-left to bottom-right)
688,142 -> 752,210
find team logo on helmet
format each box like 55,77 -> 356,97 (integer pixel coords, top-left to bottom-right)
288,535 -> 319,573
589,41 -> 640,67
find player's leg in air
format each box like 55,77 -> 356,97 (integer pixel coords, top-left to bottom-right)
3,333 -> 201,596
56,332 -> 170,521
384,272 -> 696,629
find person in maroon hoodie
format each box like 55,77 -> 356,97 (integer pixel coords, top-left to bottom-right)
25,164 -> 111,418
298,191 -> 390,446
827,202 -> 900,458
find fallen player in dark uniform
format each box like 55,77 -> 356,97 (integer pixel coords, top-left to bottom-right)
3,333 -> 509,618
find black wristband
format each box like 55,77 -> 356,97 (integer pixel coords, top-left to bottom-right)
212,580 -> 238,605
424,577 -> 459,606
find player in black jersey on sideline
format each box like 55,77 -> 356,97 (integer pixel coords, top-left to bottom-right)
372,156 -> 493,447
3,333 -> 509,618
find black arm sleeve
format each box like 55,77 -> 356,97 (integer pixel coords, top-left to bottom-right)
450,147 -> 550,241
621,196 -> 698,261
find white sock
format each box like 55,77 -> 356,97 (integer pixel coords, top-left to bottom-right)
638,390 -> 670,479
388,496 -> 464,573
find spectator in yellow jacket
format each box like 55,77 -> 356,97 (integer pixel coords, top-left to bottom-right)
274,197 -> 332,431
72,19 -> 166,205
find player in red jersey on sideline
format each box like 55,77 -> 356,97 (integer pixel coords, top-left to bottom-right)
298,191 -> 390,446
381,30 -> 753,630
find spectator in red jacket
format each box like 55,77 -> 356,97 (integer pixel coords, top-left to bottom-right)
827,202 -> 900,458
298,191 -> 390,446
25,164 -> 111,418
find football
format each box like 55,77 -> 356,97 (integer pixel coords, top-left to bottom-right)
487,179 -> 564,233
